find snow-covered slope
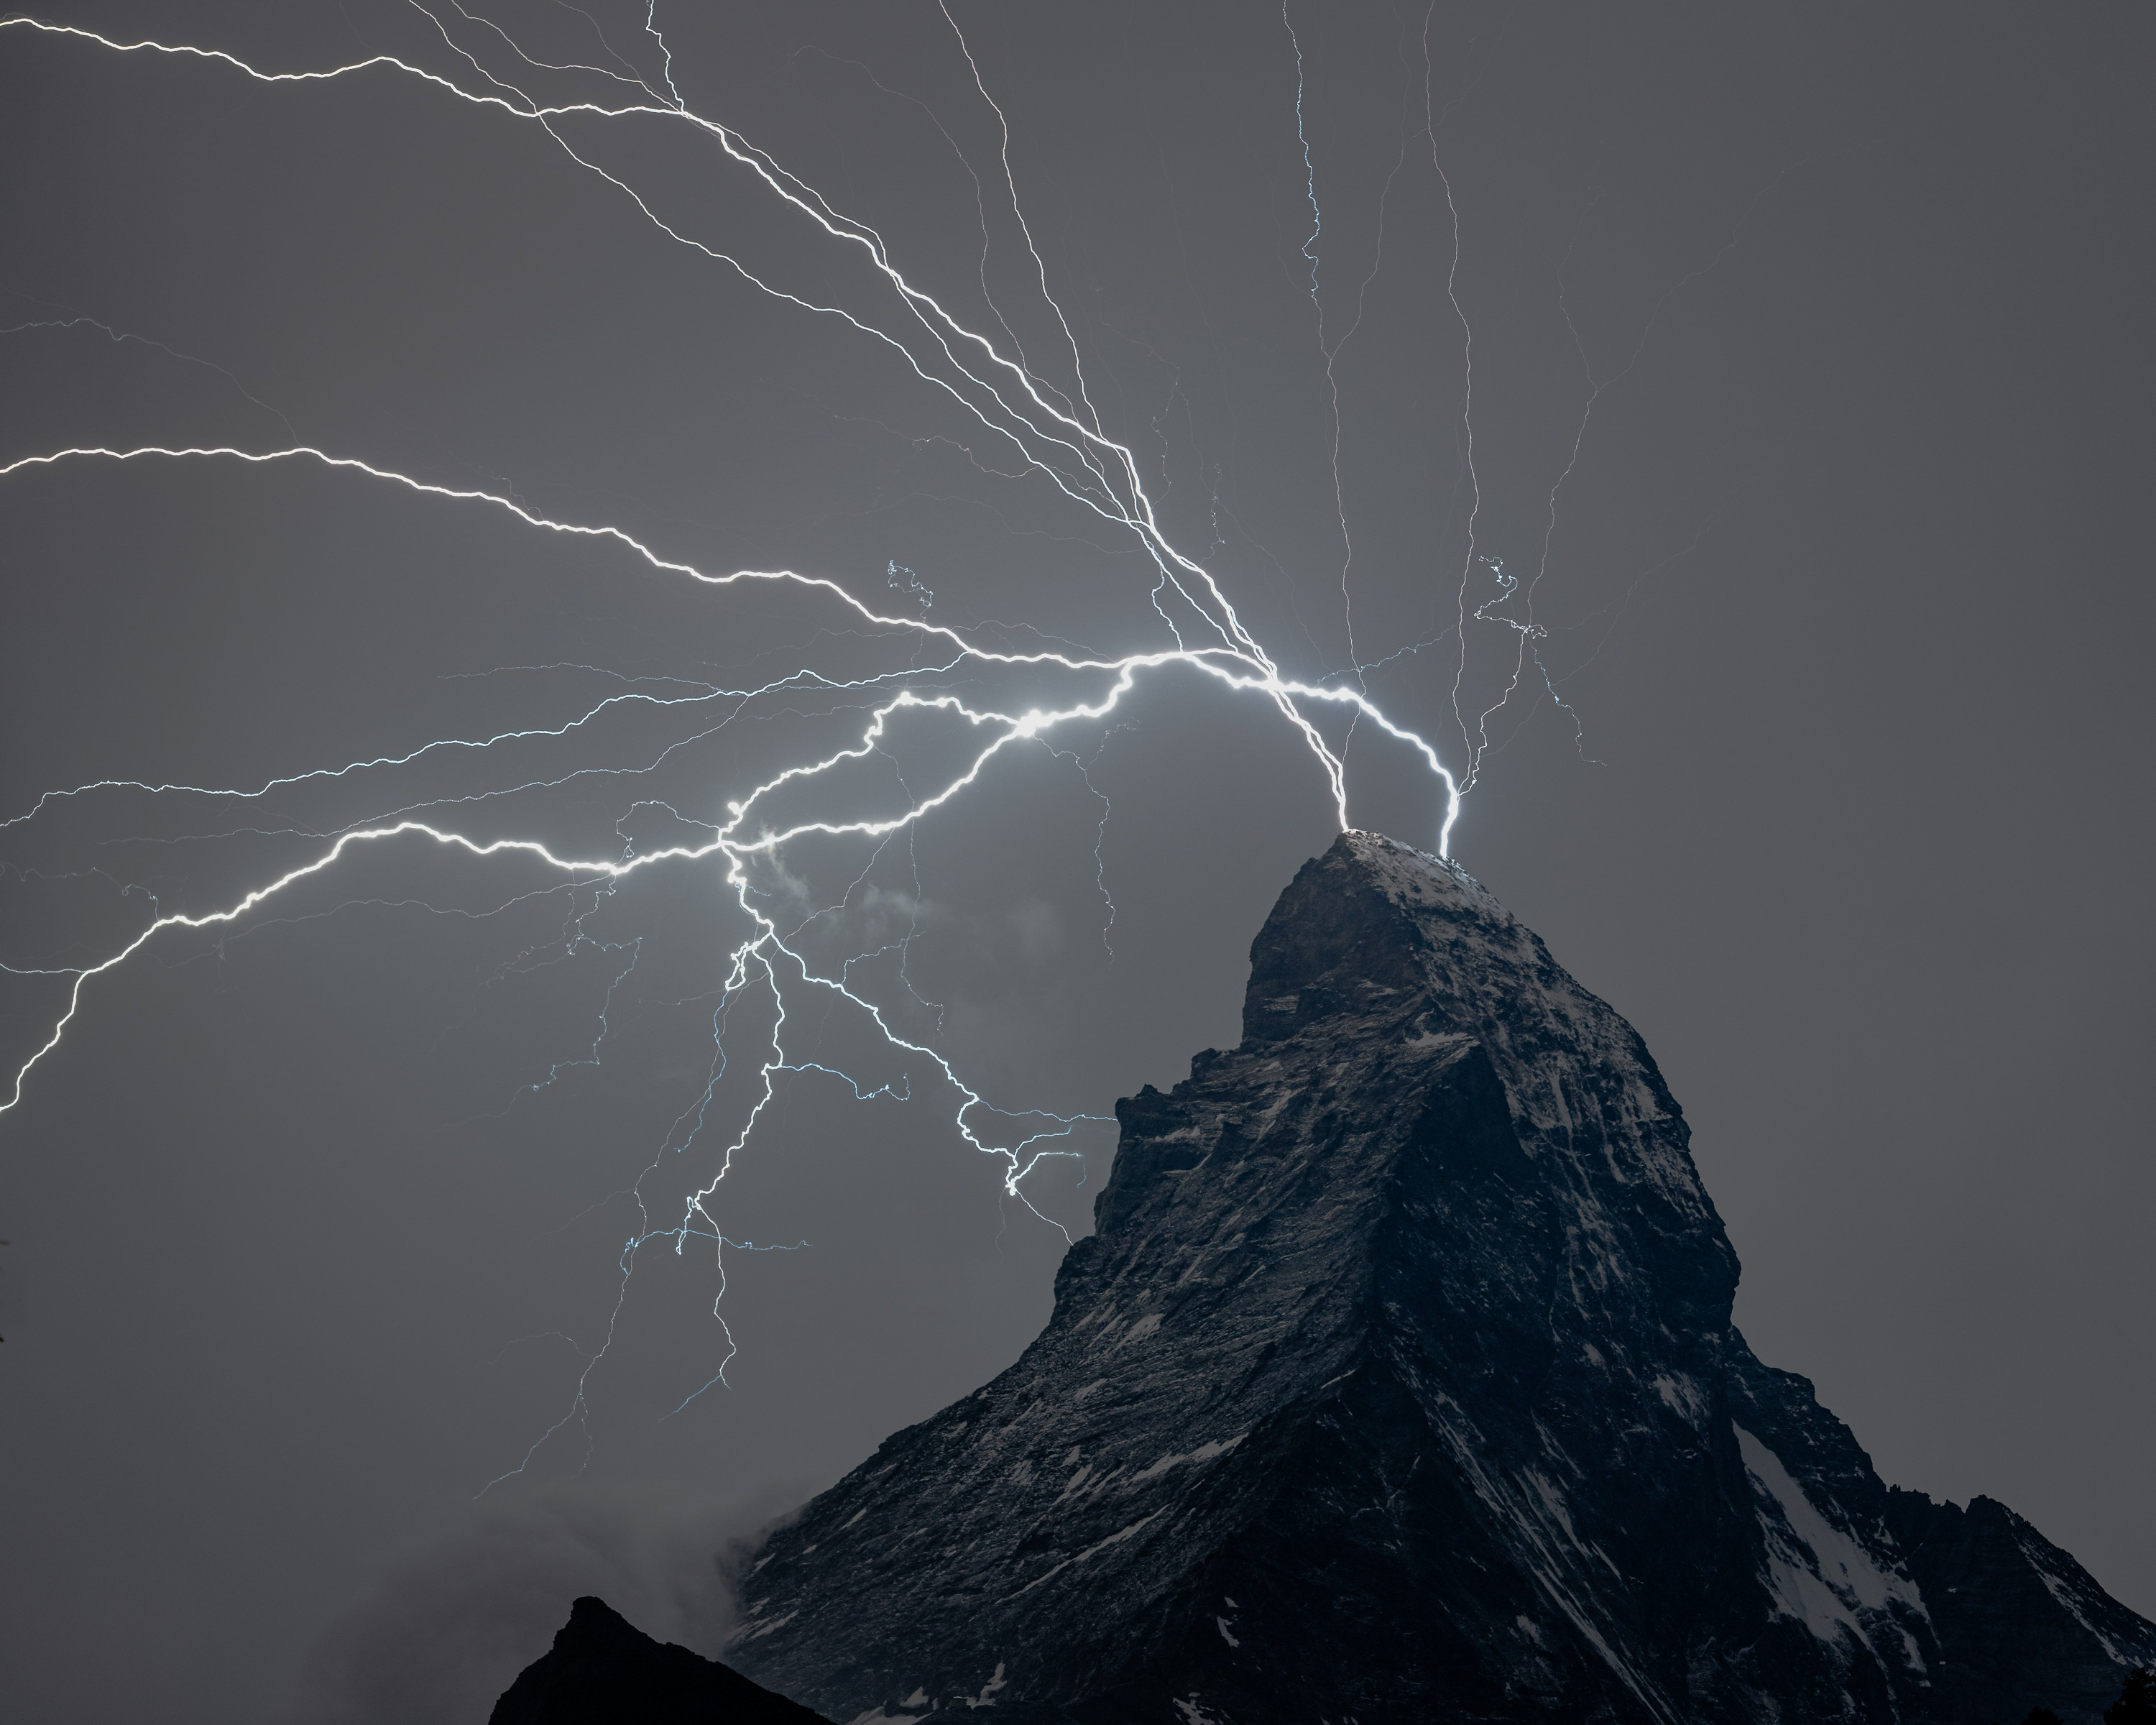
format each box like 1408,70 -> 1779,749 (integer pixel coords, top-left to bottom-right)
729,832 -> 2153,1724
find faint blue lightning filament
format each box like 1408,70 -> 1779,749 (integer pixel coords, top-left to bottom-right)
1285,2 -> 1322,305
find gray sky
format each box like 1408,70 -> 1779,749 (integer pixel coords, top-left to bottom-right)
1,5 -> 2150,1721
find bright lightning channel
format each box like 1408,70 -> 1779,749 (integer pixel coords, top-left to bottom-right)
0,11 -> 1476,1481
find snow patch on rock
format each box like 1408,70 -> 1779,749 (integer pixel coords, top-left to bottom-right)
1736,1423 -> 1926,1659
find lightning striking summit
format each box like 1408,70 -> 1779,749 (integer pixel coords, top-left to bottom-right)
0,6 -> 1567,1485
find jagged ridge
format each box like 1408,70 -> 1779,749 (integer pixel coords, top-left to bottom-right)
728,833 -> 2154,1724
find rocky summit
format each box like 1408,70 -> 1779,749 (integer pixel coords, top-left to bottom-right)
727,832 -> 2155,1724
492,1595 -> 830,1724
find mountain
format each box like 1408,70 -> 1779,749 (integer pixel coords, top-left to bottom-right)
724,832 -> 2155,1724
1882,1490 -> 2156,1725
491,1595 -> 830,1724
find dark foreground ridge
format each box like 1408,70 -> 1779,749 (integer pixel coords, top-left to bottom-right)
722,833 -> 2152,1724
491,1595 -> 831,1724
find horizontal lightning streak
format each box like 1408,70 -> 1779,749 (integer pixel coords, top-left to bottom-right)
0,442 -> 1459,1240
0,12 -> 1473,1476
0,17 -> 1356,793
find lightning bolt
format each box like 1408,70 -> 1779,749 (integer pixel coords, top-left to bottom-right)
0,11 -> 1476,1482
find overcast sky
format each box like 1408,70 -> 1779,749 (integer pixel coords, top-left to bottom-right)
2,4 -> 2150,1721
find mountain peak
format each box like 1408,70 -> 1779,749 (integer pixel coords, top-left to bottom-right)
489,1595 -> 829,1724
728,835 -> 2155,1724
1238,829 -> 1483,1043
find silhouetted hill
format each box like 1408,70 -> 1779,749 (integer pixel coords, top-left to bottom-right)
491,1595 -> 829,1724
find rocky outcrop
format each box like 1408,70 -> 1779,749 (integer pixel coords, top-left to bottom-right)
727,832 -> 2155,1724
1882,1490 -> 2155,1725
492,1595 -> 829,1724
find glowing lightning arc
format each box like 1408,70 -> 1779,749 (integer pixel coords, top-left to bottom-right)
0,10 -> 1477,1481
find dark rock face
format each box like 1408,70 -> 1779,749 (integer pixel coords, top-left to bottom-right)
728,833 -> 2155,1724
1882,1490 -> 2156,1725
492,1594 -> 829,1724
